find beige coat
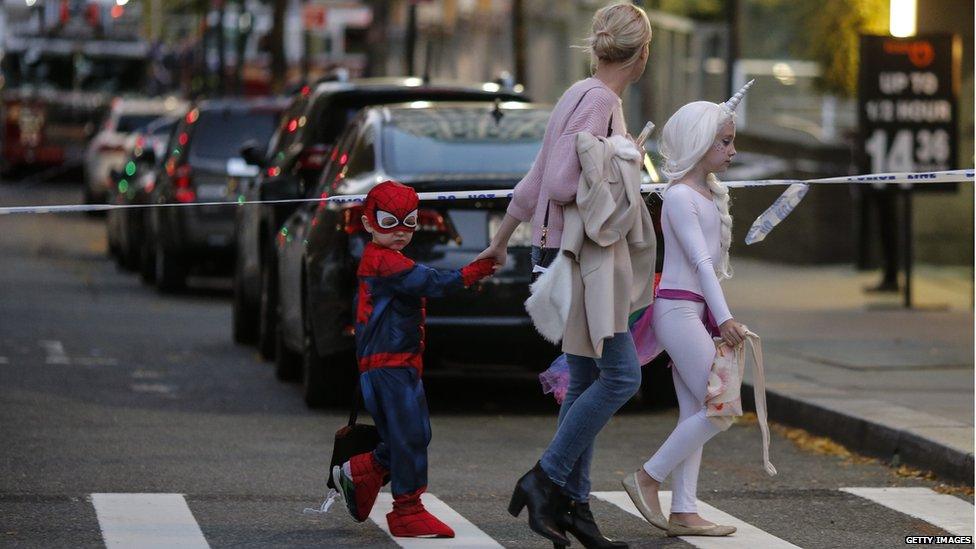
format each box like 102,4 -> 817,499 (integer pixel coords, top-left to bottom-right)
560,133 -> 657,358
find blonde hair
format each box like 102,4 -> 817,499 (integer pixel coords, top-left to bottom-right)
660,101 -> 735,280
581,3 -> 652,73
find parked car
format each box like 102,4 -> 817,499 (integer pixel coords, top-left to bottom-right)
271,102 -> 556,406
232,77 -> 527,358
84,96 -> 186,204
106,115 -> 180,272
146,97 -> 287,291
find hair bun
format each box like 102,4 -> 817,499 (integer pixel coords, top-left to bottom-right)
583,3 -> 651,70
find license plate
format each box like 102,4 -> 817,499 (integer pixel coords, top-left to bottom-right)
488,213 -> 532,247
196,184 -> 228,201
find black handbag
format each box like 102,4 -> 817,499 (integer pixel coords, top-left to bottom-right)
326,380 -> 380,489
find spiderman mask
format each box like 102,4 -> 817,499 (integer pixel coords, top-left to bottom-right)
363,180 -> 420,234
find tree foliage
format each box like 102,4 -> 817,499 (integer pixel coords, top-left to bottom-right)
797,0 -> 889,97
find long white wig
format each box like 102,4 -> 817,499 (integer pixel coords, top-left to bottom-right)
659,101 -> 735,280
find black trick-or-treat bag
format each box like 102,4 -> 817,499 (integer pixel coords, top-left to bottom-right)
326,384 -> 379,489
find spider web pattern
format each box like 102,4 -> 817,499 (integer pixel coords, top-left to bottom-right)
364,180 -> 419,234
356,244 -> 416,325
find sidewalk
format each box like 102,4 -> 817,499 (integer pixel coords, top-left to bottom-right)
724,258 -> 974,484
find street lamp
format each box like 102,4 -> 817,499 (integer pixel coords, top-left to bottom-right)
889,0 -> 916,38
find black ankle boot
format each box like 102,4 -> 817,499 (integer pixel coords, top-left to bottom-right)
508,462 -> 571,546
554,495 -> 628,549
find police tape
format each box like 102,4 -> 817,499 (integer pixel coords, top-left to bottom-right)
0,169 -> 971,216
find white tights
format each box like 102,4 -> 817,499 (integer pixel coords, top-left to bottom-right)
643,298 -> 723,514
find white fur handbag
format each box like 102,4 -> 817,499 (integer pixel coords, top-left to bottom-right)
524,251 -> 572,344
706,329 -> 777,476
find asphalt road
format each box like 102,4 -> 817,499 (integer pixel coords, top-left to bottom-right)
1,181 -> 972,548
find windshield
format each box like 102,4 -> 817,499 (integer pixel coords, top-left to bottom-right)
189,110 -> 278,162
382,108 -> 548,177
2,52 -> 146,93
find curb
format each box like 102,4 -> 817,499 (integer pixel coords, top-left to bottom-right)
743,384 -> 975,486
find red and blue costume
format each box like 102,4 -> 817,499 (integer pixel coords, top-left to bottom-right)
334,181 -> 494,538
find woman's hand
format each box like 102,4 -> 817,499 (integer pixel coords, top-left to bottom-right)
719,318 -> 748,348
475,243 -> 508,267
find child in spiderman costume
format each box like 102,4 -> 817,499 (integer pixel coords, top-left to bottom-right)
332,180 -> 497,538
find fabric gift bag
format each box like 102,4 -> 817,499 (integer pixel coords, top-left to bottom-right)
705,329 -> 777,476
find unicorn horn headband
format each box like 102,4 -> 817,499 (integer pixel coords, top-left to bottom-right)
721,79 -> 755,116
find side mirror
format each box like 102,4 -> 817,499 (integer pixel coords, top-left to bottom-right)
239,140 -> 267,168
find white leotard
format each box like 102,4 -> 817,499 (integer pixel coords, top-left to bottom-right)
657,183 -> 732,325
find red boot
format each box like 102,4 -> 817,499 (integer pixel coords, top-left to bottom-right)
387,489 -> 455,538
333,452 -> 389,522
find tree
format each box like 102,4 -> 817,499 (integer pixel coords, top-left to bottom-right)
798,0 -> 889,97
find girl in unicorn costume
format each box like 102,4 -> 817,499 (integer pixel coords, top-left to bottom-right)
612,81 -> 755,537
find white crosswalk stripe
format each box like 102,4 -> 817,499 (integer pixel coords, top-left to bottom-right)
592,490 -> 800,548
840,487 -> 974,536
40,340 -> 70,364
91,493 -> 210,548
83,487 -> 975,547
367,493 -> 503,548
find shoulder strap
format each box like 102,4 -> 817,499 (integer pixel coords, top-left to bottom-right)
744,332 -> 776,476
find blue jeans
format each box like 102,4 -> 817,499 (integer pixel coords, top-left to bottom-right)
540,332 -> 642,502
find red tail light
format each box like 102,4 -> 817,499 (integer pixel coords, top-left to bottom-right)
417,209 -> 448,234
97,143 -> 126,153
298,144 -> 330,171
173,164 -> 195,203
342,205 -> 365,234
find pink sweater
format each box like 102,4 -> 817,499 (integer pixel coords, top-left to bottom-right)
507,78 -> 624,248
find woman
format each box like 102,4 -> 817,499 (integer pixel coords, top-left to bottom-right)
621,83 -> 754,537
477,3 -> 652,548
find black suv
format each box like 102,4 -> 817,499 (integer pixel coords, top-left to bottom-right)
232,78 -> 527,358
147,97 -> 287,291
106,115 -> 180,273
273,102 -> 556,406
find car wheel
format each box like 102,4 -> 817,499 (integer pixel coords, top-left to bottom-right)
274,320 -> 301,382
120,241 -> 139,271
120,221 -> 140,272
301,287 -> 354,408
232,257 -> 258,345
107,227 -> 121,261
139,237 -> 156,284
83,186 -> 102,217
155,245 -> 187,293
257,259 -> 277,360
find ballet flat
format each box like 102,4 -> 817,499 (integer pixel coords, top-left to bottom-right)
666,519 -> 736,537
620,472 -> 668,531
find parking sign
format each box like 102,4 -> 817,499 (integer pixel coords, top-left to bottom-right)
858,34 -> 961,191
